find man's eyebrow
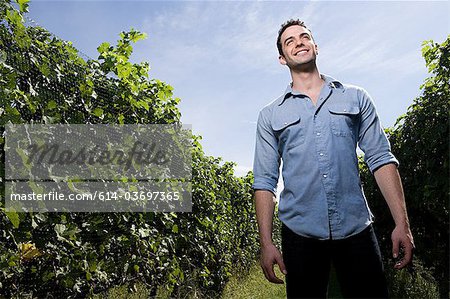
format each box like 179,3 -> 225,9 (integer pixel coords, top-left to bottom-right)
284,32 -> 311,45
284,36 -> 294,44
300,32 -> 311,38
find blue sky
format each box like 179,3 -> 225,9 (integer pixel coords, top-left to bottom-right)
27,1 -> 449,176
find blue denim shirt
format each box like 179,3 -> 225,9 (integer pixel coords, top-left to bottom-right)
252,74 -> 398,240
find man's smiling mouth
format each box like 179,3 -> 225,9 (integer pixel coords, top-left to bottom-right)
295,49 -> 309,56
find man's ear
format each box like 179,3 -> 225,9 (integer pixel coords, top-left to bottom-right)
279,55 -> 287,65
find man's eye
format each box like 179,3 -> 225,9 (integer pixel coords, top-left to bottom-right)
286,40 -> 293,45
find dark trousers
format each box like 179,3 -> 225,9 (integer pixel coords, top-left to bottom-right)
281,223 -> 389,299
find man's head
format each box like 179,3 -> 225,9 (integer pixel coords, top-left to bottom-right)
276,19 -> 314,56
277,19 -> 318,69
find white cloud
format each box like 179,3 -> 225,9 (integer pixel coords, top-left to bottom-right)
133,1 -> 446,168
234,165 -> 252,177
317,2 -> 439,78
140,1 -> 320,76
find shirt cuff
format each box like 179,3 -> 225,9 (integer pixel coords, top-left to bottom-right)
368,154 -> 399,173
252,180 -> 277,195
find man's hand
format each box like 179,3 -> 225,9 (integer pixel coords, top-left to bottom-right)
260,243 -> 287,284
391,224 -> 415,269
255,190 -> 286,283
373,164 -> 414,269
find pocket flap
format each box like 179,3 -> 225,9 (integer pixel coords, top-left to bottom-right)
271,115 -> 301,131
328,105 -> 360,115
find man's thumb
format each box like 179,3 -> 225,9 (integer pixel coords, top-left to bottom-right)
392,239 -> 399,258
276,255 -> 288,275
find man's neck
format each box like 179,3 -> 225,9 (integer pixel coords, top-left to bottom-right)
290,67 -> 325,106
290,68 -> 323,94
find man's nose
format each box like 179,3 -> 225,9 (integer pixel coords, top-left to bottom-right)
294,38 -> 304,47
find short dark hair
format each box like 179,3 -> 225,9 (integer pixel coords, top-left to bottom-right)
276,19 -> 313,56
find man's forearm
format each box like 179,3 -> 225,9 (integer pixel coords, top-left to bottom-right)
373,163 -> 410,227
255,190 -> 277,247
373,163 -> 414,268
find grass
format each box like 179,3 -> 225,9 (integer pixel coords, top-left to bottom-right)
94,261 -> 343,298
222,262 -> 287,299
93,263 -> 287,299
223,261 -> 343,299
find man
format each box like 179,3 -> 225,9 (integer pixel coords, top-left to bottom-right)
252,19 -> 415,298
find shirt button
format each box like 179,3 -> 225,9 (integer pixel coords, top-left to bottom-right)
344,109 -> 347,112
323,174 -> 327,178
316,132 -> 321,136
319,153 -> 324,156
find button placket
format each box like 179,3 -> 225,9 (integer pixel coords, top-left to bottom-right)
314,106 -> 342,238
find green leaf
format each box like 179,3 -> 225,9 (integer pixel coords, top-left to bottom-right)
16,0 -> 30,13
5,211 -> 20,228
118,114 -> 124,124
46,100 -> 57,110
31,217 -> 38,229
0,50 -> 7,63
131,32 -> 148,43
117,63 -> 131,79
92,107 -> 104,118
97,42 -> 110,54
55,224 -> 66,237
139,100 -> 149,111
6,8 -> 23,27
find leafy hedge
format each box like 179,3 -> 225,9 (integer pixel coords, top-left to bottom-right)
0,1 -> 258,297
359,36 -> 449,298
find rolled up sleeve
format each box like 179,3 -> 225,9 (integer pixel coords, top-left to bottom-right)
252,109 -> 280,194
357,88 -> 399,173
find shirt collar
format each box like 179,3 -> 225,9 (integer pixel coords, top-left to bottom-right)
278,74 -> 344,106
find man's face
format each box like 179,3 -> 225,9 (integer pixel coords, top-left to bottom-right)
279,25 -> 318,69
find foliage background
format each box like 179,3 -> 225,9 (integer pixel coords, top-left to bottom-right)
0,0 -> 448,298
359,35 -> 449,298
1,1 -> 258,297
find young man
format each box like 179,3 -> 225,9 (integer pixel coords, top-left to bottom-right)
252,19 -> 415,298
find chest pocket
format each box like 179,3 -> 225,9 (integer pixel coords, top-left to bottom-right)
271,115 -> 304,152
328,105 -> 360,137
